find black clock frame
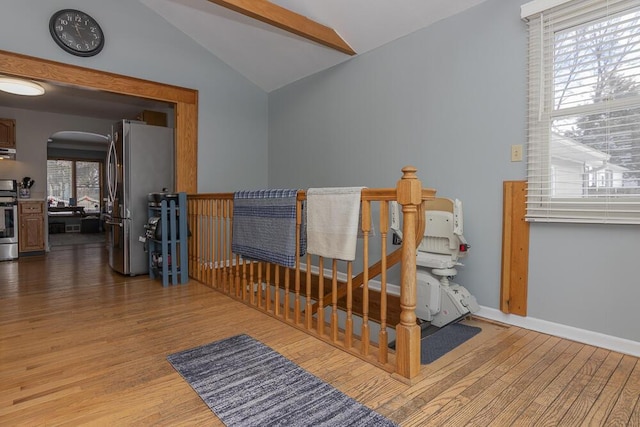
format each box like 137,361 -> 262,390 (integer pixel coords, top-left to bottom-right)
49,9 -> 105,57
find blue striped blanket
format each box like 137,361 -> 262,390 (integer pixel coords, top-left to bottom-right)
231,189 -> 306,268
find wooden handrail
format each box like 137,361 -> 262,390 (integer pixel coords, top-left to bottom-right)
186,166 -> 434,381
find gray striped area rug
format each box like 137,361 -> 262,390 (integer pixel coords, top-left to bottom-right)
167,334 -> 396,426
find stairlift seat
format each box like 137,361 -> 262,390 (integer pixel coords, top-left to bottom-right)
418,209 -> 466,265
416,251 -> 457,270
420,201 -> 466,279
389,197 -> 477,326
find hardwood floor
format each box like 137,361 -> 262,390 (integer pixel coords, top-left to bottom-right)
1,245 -> 638,426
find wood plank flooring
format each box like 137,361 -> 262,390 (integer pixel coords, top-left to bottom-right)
1,243 -> 638,426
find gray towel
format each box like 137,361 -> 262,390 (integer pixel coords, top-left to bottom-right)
232,189 -> 305,268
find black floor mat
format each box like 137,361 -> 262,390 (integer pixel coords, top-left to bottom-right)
420,322 -> 481,364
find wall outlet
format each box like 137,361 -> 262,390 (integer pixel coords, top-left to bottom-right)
511,144 -> 523,162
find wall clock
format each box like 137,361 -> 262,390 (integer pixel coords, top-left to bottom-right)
49,9 -> 105,57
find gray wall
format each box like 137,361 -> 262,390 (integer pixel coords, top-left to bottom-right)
0,0 -> 269,193
268,0 -> 640,342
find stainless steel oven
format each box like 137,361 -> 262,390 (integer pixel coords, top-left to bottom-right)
0,179 -> 18,261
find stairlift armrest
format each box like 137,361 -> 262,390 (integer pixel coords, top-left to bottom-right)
390,201 -> 402,241
453,198 -> 464,235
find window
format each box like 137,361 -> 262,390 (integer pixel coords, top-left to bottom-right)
523,0 -> 640,224
47,159 -> 102,214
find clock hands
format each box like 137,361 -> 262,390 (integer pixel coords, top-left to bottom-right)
72,23 -> 83,37
64,21 -> 100,49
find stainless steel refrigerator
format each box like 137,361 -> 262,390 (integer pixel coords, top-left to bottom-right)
105,120 -> 174,275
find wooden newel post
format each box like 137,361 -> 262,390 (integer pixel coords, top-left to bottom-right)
395,165 -> 422,380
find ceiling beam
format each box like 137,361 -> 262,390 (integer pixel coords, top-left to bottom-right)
207,0 -> 356,56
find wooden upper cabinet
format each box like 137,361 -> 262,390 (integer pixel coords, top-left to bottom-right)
0,118 -> 16,148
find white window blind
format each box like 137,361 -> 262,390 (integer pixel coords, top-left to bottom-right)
525,0 -> 640,224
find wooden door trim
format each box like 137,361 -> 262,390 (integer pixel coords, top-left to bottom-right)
0,49 -> 198,193
500,180 -> 529,316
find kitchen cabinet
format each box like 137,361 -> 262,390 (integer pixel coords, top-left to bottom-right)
136,110 -> 167,127
19,201 -> 45,255
0,118 -> 16,148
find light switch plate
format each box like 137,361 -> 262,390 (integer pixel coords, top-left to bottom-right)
511,144 -> 523,162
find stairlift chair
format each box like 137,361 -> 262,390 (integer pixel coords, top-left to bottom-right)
391,198 -> 480,327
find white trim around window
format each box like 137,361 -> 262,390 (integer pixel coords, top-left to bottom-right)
521,0 -> 573,20
524,0 -> 640,224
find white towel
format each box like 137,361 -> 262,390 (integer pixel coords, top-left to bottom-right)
0,207 -> 6,232
306,187 -> 364,261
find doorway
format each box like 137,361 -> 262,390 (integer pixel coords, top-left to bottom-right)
0,50 -> 198,193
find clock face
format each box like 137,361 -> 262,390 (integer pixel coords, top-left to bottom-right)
49,9 -> 104,57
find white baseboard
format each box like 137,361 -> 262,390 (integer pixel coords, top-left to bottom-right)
292,264 -> 640,356
476,306 -> 640,358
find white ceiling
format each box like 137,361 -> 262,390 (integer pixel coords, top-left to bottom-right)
139,0 -> 490,92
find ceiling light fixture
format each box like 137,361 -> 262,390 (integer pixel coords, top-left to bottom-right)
0,77 -> 45,96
